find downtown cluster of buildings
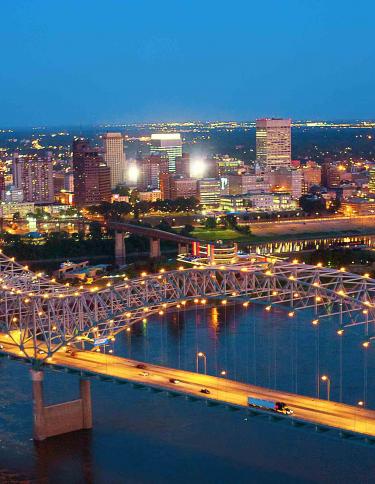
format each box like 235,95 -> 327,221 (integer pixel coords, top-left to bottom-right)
115,118 -> 375,215
0,119 -> 375,222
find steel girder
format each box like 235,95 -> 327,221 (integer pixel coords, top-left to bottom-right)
0,256 -> 374,360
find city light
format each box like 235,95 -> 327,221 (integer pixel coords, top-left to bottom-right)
190,158 -> 206,178
321,375 -> 331,400
127,162 -> 139,184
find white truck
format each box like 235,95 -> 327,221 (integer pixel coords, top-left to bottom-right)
248,396 -> 293,415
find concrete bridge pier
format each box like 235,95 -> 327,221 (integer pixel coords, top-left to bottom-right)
31,370 -> 92,441
150,237 -> 161,258
115,230 -> 126,266
178,243 -> 189,255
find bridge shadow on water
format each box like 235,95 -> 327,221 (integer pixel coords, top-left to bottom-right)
34,430 -> 94,483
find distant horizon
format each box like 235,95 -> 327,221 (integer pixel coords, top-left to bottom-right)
2,118 -> 375,130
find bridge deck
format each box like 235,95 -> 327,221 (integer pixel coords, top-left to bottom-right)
1,334 -> 374,439
108,221 -> 196,243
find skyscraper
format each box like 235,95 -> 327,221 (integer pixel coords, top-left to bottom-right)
13,152 -> 54,203
102,132 -> 126,189
256,118 -> 291,169
368,165 -> 375,193
73,139 -> 111,206
150,133 -> 182,173
138,155 -> 168,189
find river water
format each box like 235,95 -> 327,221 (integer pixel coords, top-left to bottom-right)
0,303 -> 374,483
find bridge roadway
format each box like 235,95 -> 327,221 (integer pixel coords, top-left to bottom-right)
1,334 -> 374,438
108,221 -> 195,244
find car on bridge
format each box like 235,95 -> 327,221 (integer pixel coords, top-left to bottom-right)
169,378 -> 181,384
200,388 -> 210,394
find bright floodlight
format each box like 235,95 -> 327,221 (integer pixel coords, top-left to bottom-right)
190,158 -> 206,178
127,163 -> 139,184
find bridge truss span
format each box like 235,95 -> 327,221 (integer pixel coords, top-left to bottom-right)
0,255 -> 374,360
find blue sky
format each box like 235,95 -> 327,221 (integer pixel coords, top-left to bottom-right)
1,0 -> 374,125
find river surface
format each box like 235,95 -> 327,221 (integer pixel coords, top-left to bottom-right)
0,303 -> 374,483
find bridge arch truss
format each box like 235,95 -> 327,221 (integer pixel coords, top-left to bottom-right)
0,255 -> 374,360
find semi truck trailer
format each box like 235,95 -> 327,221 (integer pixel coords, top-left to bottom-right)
248,396 -> 293,415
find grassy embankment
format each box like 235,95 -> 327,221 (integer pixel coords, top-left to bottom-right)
192,226 -> 375,245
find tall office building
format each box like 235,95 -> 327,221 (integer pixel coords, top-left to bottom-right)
302,161 -> 322,193
256,118 -> 291,169
138,155 -> 168,189
175,153 -> 191,178
150,133 -> 182,173
73,139 -> 111,206
368,165 -> 375,193
102,132 -> 126,189
13,152 -> 54,203
198,178 -> 221,207
321,162 -> 341,188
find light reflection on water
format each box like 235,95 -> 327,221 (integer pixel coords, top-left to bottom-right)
0,303 -> 374,483
248,235 -> 375,255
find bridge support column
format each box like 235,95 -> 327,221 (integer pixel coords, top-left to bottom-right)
150,237 -> 161,258
115,231 -> 126,266
80,379 -> 93,429
30,370 -> 93,441
31,370 -> 46,441
178,243 -> 189,255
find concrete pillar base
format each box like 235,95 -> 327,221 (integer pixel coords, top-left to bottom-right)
178,243 -> 189,255
31,370 -> 93,441
150,238 -> 161,258
115,231 -> 126,266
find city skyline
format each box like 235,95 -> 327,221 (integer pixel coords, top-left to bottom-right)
1,0 -> 375,126
1,1 -> 375,481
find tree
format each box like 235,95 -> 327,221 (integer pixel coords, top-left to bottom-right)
180,224 -> 195,237
155,219 -> 174,233
89,221 -> 102,239
299,194 -> 326,214
205,217 -> 217,230
113,185 -> 130,196
223,214 -> 238,229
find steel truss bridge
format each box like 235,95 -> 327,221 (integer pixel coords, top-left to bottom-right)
0,251 -> 374,361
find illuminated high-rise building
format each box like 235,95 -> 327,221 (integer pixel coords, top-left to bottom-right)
13,152 -> 54,203
102,132 -> 126,189
368,165 -> 375,193
73,139 -> 111,206
175,153 -> 190,177
150,133 -> 182,173
256,118 -> 291,169
198,178 -> 221,207
321,162 -> 341,188
138,155 -> 168,189
302,161 -> 322,193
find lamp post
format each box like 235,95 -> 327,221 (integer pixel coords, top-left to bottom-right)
321,375 -> 331,401
196,351 -> 207,374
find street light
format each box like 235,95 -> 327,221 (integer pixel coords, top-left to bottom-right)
220,370 -> 227,377
196,351 -> 207,374
321,375 -> 331,401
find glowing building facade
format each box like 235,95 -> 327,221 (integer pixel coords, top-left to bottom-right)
102,132 -> 126,189
150,133 -> 182,173
256,118 -> 291,169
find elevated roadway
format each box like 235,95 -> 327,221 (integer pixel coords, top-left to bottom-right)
1,333 -> 374,440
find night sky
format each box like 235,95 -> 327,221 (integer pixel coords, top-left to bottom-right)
1,0 -> 374,126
